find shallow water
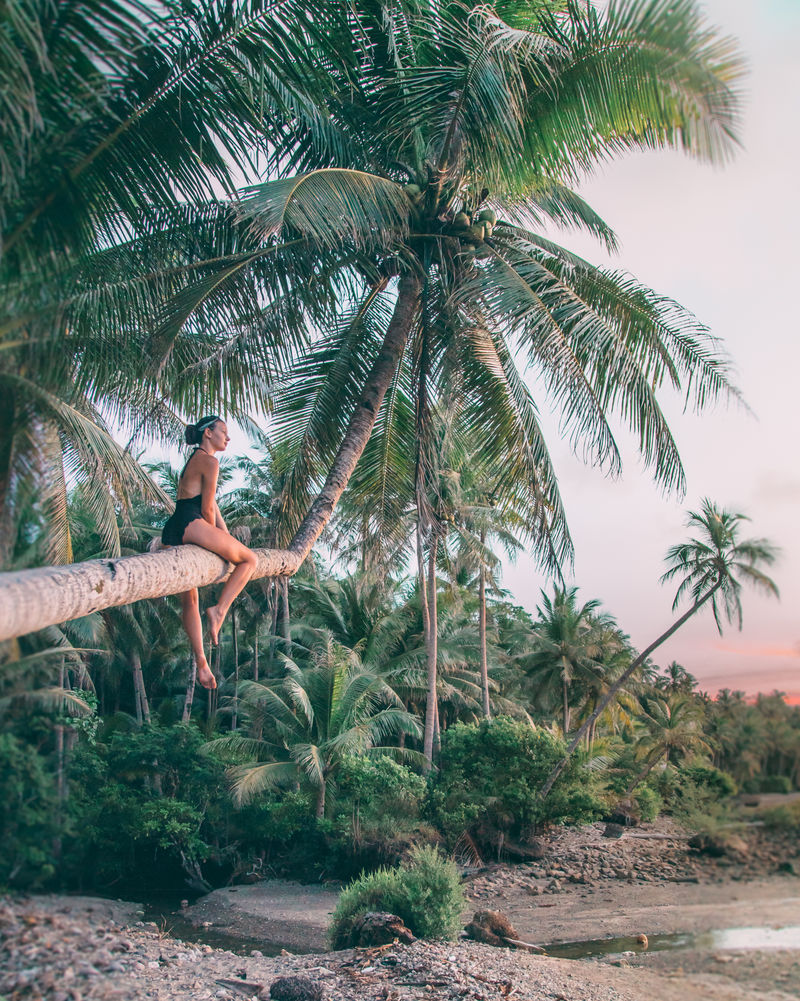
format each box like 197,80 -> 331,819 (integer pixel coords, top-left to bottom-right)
544,925 -> 800,959
140,904 -> 321,957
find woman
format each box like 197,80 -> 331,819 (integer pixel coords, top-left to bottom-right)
162,415 -> 257,689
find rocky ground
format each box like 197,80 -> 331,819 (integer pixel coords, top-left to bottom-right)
3,818 -> 799,1001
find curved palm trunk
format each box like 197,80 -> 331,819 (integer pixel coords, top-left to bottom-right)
0,275 -> 422,642
539,582 -> 721,800
562,675 -> 571,734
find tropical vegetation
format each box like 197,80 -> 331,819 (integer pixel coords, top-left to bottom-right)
1,0 -> 793,911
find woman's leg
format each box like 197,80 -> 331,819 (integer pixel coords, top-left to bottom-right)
182,520 -> 258,644
180,589 -> 217,689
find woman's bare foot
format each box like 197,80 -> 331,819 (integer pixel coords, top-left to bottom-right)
205,605 -> 224,646
196,656 -> 217,690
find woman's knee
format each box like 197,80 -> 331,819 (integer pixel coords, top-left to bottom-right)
239,548 -> 257,571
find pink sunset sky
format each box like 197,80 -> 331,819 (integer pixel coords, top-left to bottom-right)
504,0 -> 800,701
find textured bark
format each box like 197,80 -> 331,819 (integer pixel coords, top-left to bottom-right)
289,273 -> 421,560
539,583 -> 721,799
0,275 -> 421,643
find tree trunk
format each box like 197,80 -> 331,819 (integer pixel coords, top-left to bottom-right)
315,777 -> 326,819
281,577 -> 291,655
181,655 -> 196,723
55,657 -> 66,803
562,675 -> 570,735
0,274 -> 422,643
269,579 -> 279,663
131,652 -> 150,725
253,629 -> 259,683
478,535 -> 491,719
539,583 -> 721,799
423,535 -> 439,764
231,608 -> 239,731
626,749 -> 668,796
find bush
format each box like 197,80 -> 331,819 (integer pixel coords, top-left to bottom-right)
634,785 -> 663,822
427,717 -> 603,852
761,802 -> 800,832
328,845 -> 465,949
742,775 -> 794,795
0,733 -> 60,888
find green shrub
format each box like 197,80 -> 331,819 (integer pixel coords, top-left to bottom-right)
742,775 -> 794,795
0,733 -> 60,888
761,802 -> 800,831
328,845 -> 465,949
634,785 -> 663,822
427,717 -> 603,851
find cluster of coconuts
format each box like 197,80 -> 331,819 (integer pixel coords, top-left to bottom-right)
452,207 -> 497,256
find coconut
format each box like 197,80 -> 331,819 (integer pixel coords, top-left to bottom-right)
483,222 -> 494,237
477,208 -> 497,226
405,183 -> 422,196
467,223 -> 486,241
453,211 -> 471,228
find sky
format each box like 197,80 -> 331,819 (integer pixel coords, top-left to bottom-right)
503,0 -> 800,700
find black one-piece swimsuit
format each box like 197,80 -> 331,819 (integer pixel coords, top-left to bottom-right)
161,494 -> 204,546
161,449 -> 206,546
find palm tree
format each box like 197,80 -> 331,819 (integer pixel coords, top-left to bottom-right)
211,631 -> 422,817
0,0 -> 357,564
523,587 -> 615,733
540,499 -> 779,798
625,692 -> 711,793
1,0 -> 745,640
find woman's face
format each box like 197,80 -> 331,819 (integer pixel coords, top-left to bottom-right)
205,420 -> 230,452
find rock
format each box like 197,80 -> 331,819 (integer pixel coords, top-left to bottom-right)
269,975 -> 326,1001
606,800 -> 640,827
347,912 -> 415,948
603,823 -> 626,839
464,911 -> 518,947
689,832 -> 750,860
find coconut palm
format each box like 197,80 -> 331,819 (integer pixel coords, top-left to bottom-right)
540,499 -> 779,797
1,0 -> 745,641
522,587 -> 615,733
625,692 -> 711,793
211,631 -> 422,817
0,0 -> 359,564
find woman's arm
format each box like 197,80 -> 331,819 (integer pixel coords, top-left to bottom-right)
200,456 -> 219,525
214,500 -> 228,532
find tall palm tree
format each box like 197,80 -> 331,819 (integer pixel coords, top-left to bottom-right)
1,0 -> 745,641
523,587 -> 614,733
211,631 -> 422,817
540,499 -> 779,797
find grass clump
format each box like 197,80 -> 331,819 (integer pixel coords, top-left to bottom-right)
328,845 -> 465,949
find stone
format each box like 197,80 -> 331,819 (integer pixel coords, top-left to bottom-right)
603,823 -> 626,839
269,975 -> 326,1001
464,910 -> 518,948
347,912 -> 415,948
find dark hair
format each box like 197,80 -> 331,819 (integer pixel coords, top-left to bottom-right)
184,415 -> 221,446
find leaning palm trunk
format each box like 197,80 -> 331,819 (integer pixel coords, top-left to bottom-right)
0,275 -> 422,642
539,583 -> 721,799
